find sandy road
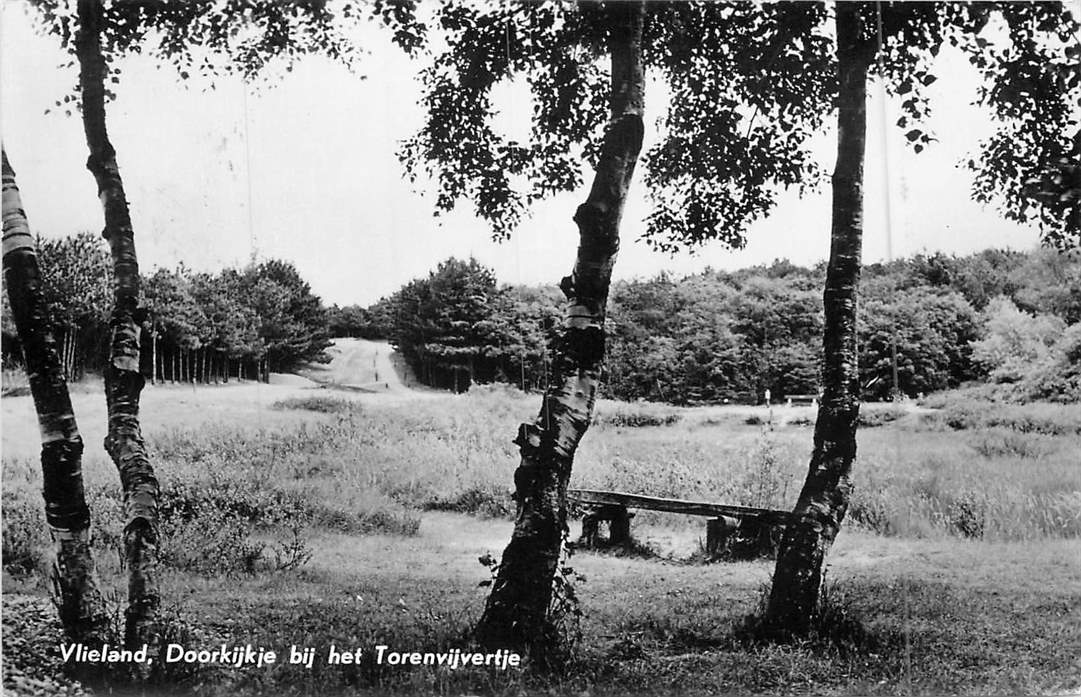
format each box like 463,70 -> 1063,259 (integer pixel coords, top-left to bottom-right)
295,338 -> 419,393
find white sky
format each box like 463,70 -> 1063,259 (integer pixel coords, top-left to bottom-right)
0,2 -> 1065,306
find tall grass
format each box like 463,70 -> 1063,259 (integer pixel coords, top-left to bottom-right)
4,388 -> 1079,582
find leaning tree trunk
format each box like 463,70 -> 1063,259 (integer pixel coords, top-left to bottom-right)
2,148 -> 108,643
762,2 -> 875,637
474,1 -> 645,660
76,0 -> 161,652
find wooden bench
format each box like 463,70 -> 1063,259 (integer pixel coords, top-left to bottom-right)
786,393 -> 819,407
568,489 -> 792,560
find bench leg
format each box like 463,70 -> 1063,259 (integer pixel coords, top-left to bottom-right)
706,515 -> 739,556
580,512 -> 600,548
609,506 -> 631,547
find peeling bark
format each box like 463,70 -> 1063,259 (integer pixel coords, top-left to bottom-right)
474,1 -> 645,658
763,2 -> 875,636
76,0 -> 161,652
2,148 -> 108,643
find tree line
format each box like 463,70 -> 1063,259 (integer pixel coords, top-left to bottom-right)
340,247 -> 1080,405
1,231 -> 330,384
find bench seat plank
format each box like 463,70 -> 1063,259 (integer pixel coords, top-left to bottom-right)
568,488 -> 792,526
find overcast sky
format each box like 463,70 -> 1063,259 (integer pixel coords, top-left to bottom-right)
1,3 -> 1070,306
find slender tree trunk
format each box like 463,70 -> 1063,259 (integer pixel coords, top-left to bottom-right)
762,2 -> 874,637
73,327 -> 80,381
62,329 -> 70,381
150,329 -> 156,385
76,0 -> 161,652
2,149 -> 108,642
62,328 -> 71,381
474,1 -> 645,659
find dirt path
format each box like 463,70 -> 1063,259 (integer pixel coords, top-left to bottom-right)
295,338 -> 419,393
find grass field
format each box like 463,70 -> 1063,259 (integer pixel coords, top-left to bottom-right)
2,353 -> 1080,695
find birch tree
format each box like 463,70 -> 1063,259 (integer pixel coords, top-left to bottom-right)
2,148 -> 108,643
760,1 -> 877,635
401,2 -> 834,658
759,1 -> 1079,636
474,4 -> 645,657
73,0 -> 161,650
24,0 -> 421,650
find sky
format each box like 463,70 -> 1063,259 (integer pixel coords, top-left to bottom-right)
0,3 -> 1072,306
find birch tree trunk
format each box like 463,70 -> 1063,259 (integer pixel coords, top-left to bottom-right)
76,0 -> 161,651
2,148 -> 108,642
72,327 -> 80,381
762,2 -> 874,636
474,1 -> 645,658
150,329 -> 156,385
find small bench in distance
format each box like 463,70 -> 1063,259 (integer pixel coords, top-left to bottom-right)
568,488 -> 793,560
786,394 -> 819,408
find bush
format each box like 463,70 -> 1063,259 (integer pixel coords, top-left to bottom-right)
738,439 -> 786,508
941,491 -> 988,539
160,511 -> 263,575
594,402 -> 682,428
422,485 -> 513,518
857,406 -> 907,428
920,400 -> 1081,435
271,395 -> 355,413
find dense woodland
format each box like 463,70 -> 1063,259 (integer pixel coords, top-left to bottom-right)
1,232 -> 331,383
334,248 -> 1081,404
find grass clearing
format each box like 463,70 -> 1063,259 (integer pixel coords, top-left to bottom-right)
3,381 -> 1080,695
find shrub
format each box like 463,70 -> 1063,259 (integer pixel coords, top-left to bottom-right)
271,395 -> 355,413
594,402 -> 681,428
158,491 -> 266,576
942,491 -> 988,539
738,438 -> 787,508
422,485 -> 513,518
857,406 -> 906,428
920,400 -> 1081,435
